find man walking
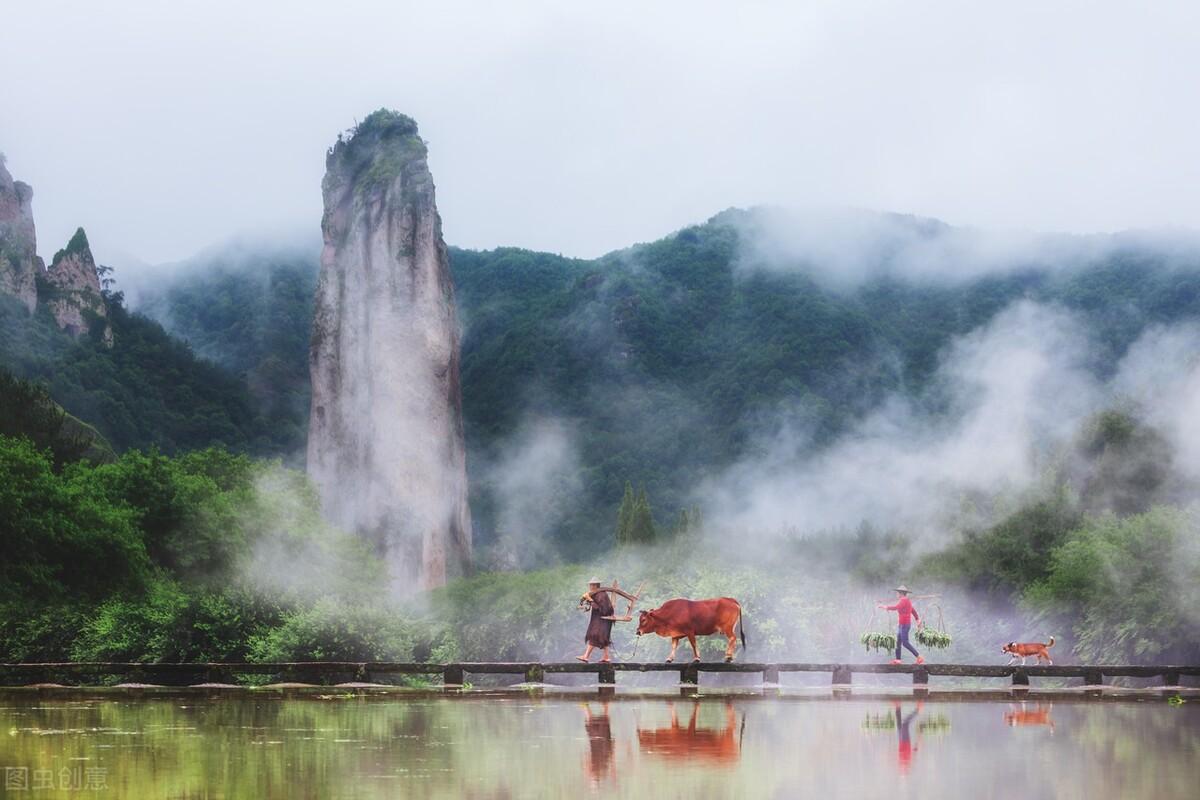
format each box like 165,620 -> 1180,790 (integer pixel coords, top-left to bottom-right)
878,585 -> 923,665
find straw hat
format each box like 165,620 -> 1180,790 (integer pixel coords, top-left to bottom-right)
588,577 -> 602,586
894,585 -> 912,594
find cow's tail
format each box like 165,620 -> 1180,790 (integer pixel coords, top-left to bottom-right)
739,607 -> 747,651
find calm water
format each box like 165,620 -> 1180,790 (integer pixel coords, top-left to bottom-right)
1,689 -> 1197,799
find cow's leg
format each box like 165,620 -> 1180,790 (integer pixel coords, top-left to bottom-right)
687,634 -> 701,662
724,627 -> 737,662
666,637 -> 681,663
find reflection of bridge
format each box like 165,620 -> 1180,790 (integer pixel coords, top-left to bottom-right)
2,661 -> 1197,689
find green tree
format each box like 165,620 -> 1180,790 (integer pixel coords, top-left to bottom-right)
615,481 -> 635,546
0,435 -> 147,601
1024,507 -> 1200,663
629,486 -> 658,545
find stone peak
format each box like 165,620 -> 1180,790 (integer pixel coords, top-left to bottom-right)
51,227 -> 92,268
326,109 -> 427,184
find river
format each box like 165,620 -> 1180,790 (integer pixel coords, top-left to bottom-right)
1,689 -> 1196,799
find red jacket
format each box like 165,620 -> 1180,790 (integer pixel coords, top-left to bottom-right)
886,597 -> 919,625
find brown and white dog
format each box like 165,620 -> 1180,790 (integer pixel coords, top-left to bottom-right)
1002,636 -> 1055,666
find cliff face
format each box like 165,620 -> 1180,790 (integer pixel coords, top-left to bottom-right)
45,228 -> 112,345
0,157 -> 111,343
0,157 -> 41,312
307,110 -> 472,591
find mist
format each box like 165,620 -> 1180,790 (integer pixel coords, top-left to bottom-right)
5,1 -> 1200,268
726,205 -> 1200,287
695,298 -> 1200,543
477,417 -> 585,570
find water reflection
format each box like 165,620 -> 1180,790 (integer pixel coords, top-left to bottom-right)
0,691 -> 1196,799
894,701 -> 920,774
637,701 -> 741,766
582,702 -> 615,786
1004,702 -> 1054,731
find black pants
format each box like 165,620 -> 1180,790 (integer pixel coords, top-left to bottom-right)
896,623 -> 919,659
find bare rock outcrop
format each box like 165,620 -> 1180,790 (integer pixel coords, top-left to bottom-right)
0,156 -> 111,344
45,227 -> 112,344
307,110 -> 472,591
0,155 -> 41,311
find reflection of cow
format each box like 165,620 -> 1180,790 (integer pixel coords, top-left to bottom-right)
637,702 -> 741,765
636,598 -> 746,662
1004,703 -> 1054,731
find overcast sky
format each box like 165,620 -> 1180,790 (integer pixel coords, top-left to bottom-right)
3,1 -> 1199,266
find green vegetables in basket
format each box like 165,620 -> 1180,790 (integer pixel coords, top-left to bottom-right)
861,712 -> 897,731
860,631 -> 898,652
917,714 -> 952,735
914,627 -> 953,649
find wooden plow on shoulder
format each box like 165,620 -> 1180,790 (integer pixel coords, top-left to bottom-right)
579,580 -> 646,622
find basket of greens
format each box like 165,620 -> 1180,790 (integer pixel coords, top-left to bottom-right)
860,631 -> 898,653
914,604 -> 953,649
915,627 -> 952,649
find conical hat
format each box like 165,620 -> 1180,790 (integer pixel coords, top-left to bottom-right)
894,585 -> 912,594
588,577 -> 602,585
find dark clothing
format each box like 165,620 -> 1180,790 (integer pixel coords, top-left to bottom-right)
585,591 -> 615,648
896,623 -> 919,660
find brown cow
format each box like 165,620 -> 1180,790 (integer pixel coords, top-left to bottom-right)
636,597 -> 746,662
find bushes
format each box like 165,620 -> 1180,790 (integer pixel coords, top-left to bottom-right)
0,436 -> 147,602
245,599 -> 425,663
938,486 -> 1082,597
1024,507 -> 1200,663
0,436 -> 409,663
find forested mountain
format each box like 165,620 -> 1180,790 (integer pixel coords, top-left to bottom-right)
125,208 -> 1200,559
5,207 -> 1200,666
0,290 -> 294,455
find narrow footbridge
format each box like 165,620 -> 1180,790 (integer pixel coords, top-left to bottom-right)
2,661 -> 1197,688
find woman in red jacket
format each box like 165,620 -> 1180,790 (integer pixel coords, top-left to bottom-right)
877,585 -> 924,665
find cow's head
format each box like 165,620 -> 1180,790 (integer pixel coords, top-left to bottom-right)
637,609 -> 661,637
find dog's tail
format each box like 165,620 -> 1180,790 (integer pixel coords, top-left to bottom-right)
1046,635 -> 1055,648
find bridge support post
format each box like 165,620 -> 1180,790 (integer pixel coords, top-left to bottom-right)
525,665 -> 544,684
1012,668 -> 1029,687
681,664 -> 699,686
1165,670 -> 1181,687
763,666 -> 780,685
831,665 -> 851,686
1082,669 -> 1103,687
443,665 -> 464,687
912,668 -> 928,686
598,665 -> 615,685
204,666 -> 235,685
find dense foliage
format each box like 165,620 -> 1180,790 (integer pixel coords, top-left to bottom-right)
137,247 -> 316,459
0,288 -> 294,456
5,209 -> 1200,667
126,211 -> 1200,562
0,434 -> 443,665
0,368 -> 114,468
